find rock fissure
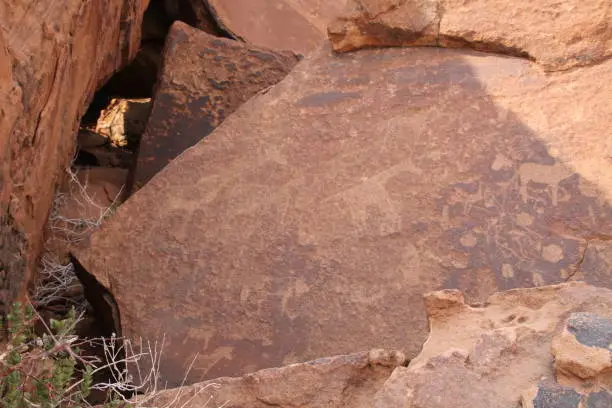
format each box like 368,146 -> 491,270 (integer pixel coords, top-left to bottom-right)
201,1 -> 242,42
567,240 -> 589,282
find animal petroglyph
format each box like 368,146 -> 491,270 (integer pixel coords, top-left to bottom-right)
518,162 -> 574,206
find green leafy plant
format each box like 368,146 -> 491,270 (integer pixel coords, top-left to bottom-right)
1,301 -> 222,407
0,302 -> 96,407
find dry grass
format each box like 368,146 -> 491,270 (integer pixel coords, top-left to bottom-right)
49,167 -> 123,245
25,166 -> 227,407
95,335 -> 228,408
33,254 -> 85,312
1,302 -> 226,408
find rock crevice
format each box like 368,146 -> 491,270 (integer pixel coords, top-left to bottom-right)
0,0 -> 150,311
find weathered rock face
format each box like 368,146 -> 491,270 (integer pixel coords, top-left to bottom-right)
74,35 -> 612,385
133,349 -> 405,408
0,0 -> 149,311
202,0 -> 347,54
328,0 -> 612,71
372,283 -> 612,408
128,22 -> 299,192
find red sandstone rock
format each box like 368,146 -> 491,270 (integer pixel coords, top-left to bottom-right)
203,0 -> 347,55
74,38 -> 612,386
132,350 -> 405,408
328,0 -> 612,72
0,0 -> 149,311
73,0 -> 612,386
372,283 -> 612,408
128,22 -> 299,192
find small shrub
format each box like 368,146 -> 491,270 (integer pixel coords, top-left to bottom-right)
0,302 -> 220,408
0,302 -> 123,407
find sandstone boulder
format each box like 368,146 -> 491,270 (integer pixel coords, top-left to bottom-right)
74,34 -> 612,385
131,349 -> 405,408
328,0 -> 612,72
202,0 -> 347,55
372,283 -> 612,408
128,22 -> 299,192
0,0 -> 149,312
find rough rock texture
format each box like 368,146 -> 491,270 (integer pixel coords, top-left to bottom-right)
95,98 -> 152,148
132,349 -> 405,408
203,0 -> 347,54
372,283 -> 612,408
74,40 -> 612,385
128,22 -> 299,192
0,0 -> 149,312
328,0 -> 612,71
552,313 -> 612,382
522,381 -> 612,408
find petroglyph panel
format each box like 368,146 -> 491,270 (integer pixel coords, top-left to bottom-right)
75,46 -> 612,385
435,148 -> 612,297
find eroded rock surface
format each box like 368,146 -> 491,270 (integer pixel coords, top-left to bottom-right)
128,22 -> 299,192
132,350 -> 405,408
0,0 -> 149,311
203,0 -> 347,54
74,39 -> 612,385
372,283 -> 612,408
328,0 -> 612,71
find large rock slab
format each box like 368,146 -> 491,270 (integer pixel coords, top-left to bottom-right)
0,0 -> 149,312
131,349 -> 405,408
74,40 -> 612,385
203,0 -> 347,55
372,283 -> 612,408
128,22 -> 299,192
328,0 -> 612,71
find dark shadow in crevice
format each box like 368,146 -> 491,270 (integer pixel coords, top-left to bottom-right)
70,254 -> 137,403
81,0 -> 233,129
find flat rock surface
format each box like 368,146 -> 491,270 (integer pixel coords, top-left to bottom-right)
205,0 -> 347,54
132,349 -> 405,408
328,0 -> 612,71
74,42 -> 612,385
129,22 -> 298,192
372,283 -> 612,408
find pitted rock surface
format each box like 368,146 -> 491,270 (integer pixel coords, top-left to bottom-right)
567,313 -> 612,349
328,0 -> 612,71
531,382 -> 583,408
371,283 -> 612,408
586,391 -> 612,408
128,22 -> 298,192
204,0 -> 347,54
74,43 -> 612,385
